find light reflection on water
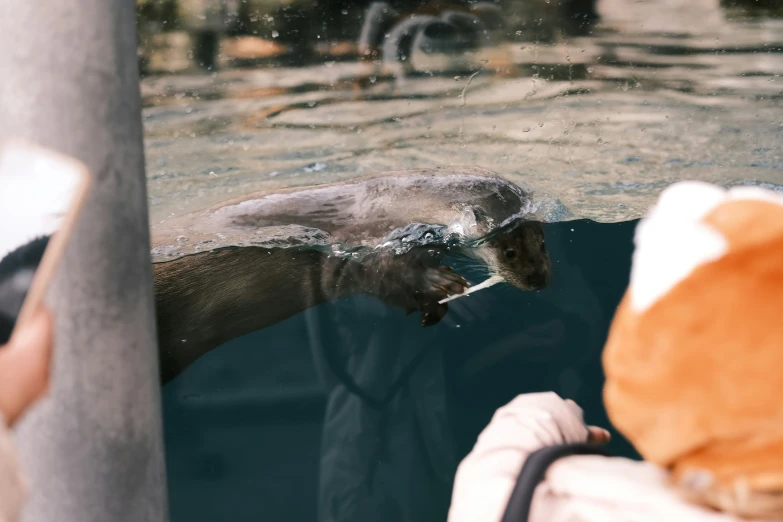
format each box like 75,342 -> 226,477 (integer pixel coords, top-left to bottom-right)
143,0 -> 783,227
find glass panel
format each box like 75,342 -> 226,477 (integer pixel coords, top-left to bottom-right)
137,1 -> 783,520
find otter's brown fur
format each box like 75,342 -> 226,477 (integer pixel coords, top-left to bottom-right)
152,167 -> 551,382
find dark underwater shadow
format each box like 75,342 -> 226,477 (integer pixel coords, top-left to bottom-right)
161,218 -> 640,522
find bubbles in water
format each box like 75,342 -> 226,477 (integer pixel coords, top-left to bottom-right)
376,223 -> 454,255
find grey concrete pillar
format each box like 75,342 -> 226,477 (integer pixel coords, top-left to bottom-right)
0,2 -> 169,522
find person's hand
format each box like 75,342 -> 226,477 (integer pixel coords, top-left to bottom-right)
448,392 -> 610,522
0,307 -> 53,427
567,398 -> 611,445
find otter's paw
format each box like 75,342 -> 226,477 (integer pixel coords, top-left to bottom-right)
362,249 -> 468,324
413,266 -> 468,302
411,266 -> 468,327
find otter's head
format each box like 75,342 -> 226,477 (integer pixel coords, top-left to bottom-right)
480,220 -> 551,291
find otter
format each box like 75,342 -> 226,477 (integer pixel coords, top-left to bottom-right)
356,1 -> 504,77
355,0 -> 598,68
151,166 -> 551,383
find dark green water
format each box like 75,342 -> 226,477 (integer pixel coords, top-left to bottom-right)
161,218 -> 639,522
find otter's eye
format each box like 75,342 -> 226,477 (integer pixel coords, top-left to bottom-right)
504,249 -> 517,260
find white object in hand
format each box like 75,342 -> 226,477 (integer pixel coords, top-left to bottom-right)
439,275 -> 504,304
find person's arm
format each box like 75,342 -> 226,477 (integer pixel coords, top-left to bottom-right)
0,307 -> 53,522
448,392 -> 609,522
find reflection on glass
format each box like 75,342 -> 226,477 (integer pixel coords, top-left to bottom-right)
137,0 -> 783,520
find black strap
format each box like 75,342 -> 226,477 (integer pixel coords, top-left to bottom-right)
500,442 -> 612,522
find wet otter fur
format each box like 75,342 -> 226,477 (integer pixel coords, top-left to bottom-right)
151,166 -> 551,382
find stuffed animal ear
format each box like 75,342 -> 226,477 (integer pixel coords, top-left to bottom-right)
603,180 -> 783,483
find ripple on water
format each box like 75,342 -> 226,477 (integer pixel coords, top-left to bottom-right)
141,0 -> 783,227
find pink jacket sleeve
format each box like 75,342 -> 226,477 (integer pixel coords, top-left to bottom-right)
447,393 -> 743,522
447,392 -> 593,522
0,413 -> 27,522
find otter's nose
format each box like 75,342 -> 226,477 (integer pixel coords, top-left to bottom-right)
527,272 -> 549,289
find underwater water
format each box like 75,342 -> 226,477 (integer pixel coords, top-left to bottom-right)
162,219 -> 639,522
142,0 -> 783,520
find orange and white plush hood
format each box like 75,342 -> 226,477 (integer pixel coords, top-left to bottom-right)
603,181 -> 783,507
